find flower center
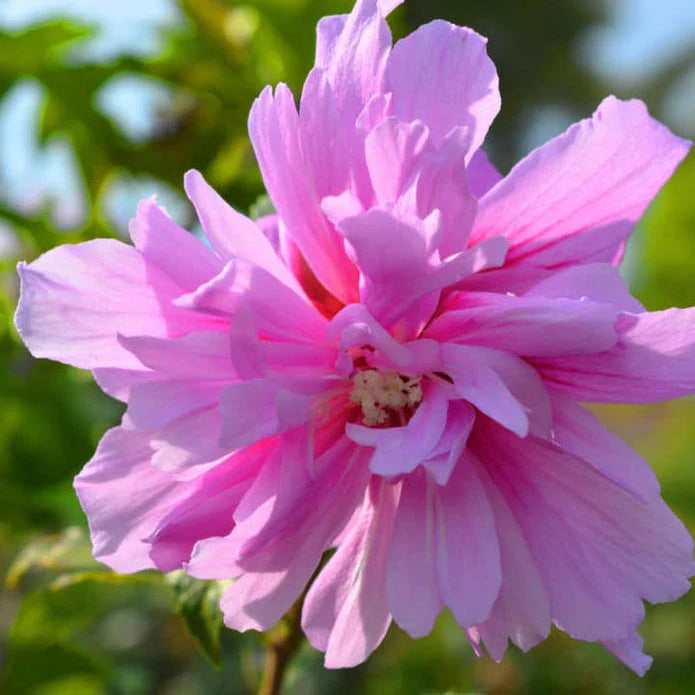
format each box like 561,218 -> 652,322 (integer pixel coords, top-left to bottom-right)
349,369 -> 423,427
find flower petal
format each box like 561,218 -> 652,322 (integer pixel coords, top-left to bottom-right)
476,422 -> 695,647
303,479 -> 398,668
550,390 -> 660,502
183,169 -> 301,292
429,291 -> 619,357
472,97 -> 691,267
384,21 -> 500,153
15,240 -> 209,370
176,260 -> 328,344
346,382 -> 449,477
524,263 -> 643,313
414,127 -> 477,257
249,84 -> 358,303
467,148 -> 502,199
536,308 -> 695,403
129,196 -> 223,290
74,427 -> 190,573
435,454 -> 502,627
365,117 -> 433,204
441,343 -> 530,437
475,465 -> 551,660
387,470 -> 442,637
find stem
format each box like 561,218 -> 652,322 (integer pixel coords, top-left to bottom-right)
257,598 -> 305,695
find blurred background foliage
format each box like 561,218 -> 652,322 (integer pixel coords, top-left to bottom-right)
1,0 -> 694,693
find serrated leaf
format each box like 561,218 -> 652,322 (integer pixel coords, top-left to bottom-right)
166,570 -> 227,668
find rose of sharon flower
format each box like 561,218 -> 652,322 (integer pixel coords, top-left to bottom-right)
15,0 -> 695,675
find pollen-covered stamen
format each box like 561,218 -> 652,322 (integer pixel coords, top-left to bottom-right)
349,369 -> 423,427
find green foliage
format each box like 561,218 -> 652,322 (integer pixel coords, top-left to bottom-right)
629,151 -> 695,310
166,571 -> 228,668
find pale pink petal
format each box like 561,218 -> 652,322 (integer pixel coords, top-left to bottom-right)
603,632 -> 653,676
477,422 -> 695,646
249,84 -> 358,303
176,260 -> 328,344
536,308 -> 695,403
422,400 -> 475,485
414,236 -> 509,297
117,331 -> 236,381
299,69 -> 350,201
435,454 -> 501,627
219,547 -> 319,632
346,382 -> 449,477
474,466 -> 551,660
472,347 -> 552,439
74,427 -> 191,573
92,367 -> 158,402
429,291 -> 619,357
472,97 -> 691,267
365,117 -> 433,204
386,236 -> 510,332
125,379 -> 225,430
15,241 -> 210,370
183,169 -> 301,292
149,406 -> 227,475
467,148 -> 502,198
524,263 -> 644,313
317,0 -> 393,124
550,390 -> 660,502
339,207 -> 439,327
148,446 -> 264,570
441,343 -> 530,437
303,480 -> 398,668
129,196 -> 223,290
218,440 -> 371,631
383,21 -> 499,153
386,470 -> 442,637
414,127 -> 477,257
328,303 -> 412,374
219,377 -> 335,450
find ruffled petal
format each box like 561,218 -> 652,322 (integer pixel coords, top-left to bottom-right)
15,240 -> 210,370
249,84 -> 358,304
441,343 -> 530,437
476,422 -> 695,649
384,21 -> 499,153
129,196 -> 223,290
524,263 -> 643,313
472,97 -> 691,267
536,308 -> 695,403
365,117 -> 433,205
429,291 -> 619,357
386,470 -> 442,637
184,169 -> 301,293
550,390 -> 660,502
346,382 -> 449,477
74,427 -> 191,573
475,466 -> 551,660
302,479 -> 398,668
176,259 -> 328,344
435,454 -> 502,627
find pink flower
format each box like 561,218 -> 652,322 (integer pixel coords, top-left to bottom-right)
15,0 -> 695,675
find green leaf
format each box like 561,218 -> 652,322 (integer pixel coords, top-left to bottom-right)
166,570 -> 227,668
6,527 -> 157,592
629,150 -> 695,310
249,193 -> 276,220
6,527 -> 101,590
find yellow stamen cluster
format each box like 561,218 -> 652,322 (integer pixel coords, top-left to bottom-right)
349,369 -> 423,426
